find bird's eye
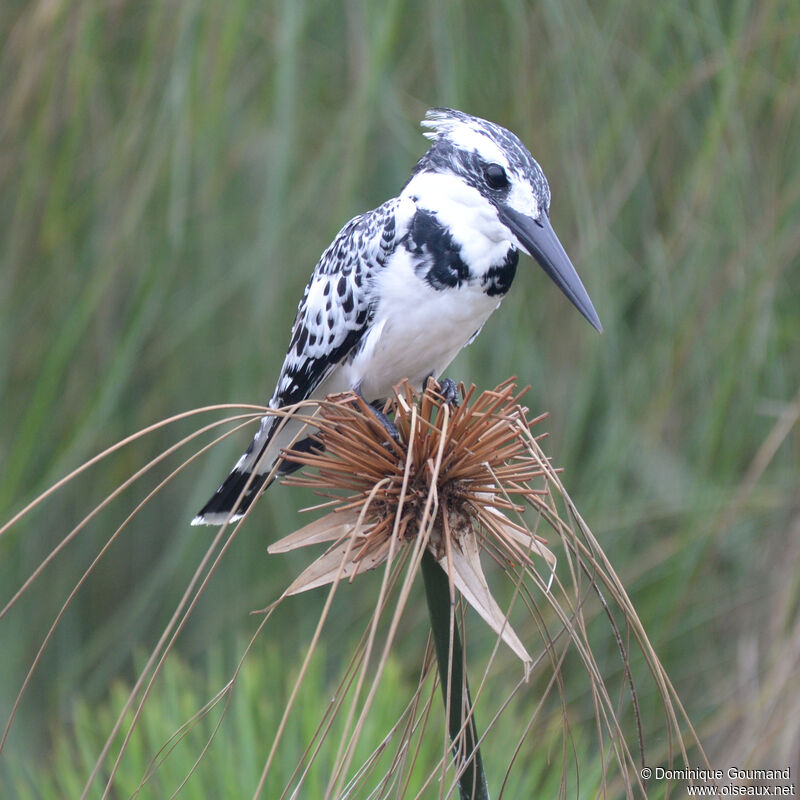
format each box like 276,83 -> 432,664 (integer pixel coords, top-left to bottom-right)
484,164 -> 509,189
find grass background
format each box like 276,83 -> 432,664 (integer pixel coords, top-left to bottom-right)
1,0 -> 798,794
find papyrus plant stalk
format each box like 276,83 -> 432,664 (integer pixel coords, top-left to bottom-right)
269,378 -> 557,798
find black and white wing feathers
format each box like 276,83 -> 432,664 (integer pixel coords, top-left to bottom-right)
273,198 -> 399,407
192,199 -> 401,525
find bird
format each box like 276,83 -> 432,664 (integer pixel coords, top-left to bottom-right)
192,108 -> 601,526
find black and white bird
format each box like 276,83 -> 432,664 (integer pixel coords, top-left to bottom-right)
193,108 -> 601,526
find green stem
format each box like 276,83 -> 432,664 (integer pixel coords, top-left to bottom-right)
421,549 -> 489,800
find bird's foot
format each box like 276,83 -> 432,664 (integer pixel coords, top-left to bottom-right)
436,377 -> 461,407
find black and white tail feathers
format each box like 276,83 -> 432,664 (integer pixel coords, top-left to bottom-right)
191,467 -> 269,526
191,413 -> 320,526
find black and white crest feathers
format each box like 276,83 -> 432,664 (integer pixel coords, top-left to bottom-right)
416,107 -> 551,215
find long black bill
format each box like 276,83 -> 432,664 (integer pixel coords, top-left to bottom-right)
498,205 -> 602,332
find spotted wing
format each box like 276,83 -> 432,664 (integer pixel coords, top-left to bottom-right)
192,198 -> 403,525
272,198 -> 400,407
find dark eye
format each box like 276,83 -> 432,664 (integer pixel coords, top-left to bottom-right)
484,163 -> 508,189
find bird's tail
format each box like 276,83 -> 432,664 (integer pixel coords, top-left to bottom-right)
191,467 -> 269,526
191,411 -> 317,526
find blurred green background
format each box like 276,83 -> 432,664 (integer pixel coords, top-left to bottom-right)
1,0 -> 798,794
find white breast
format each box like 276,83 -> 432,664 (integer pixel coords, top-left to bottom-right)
335,248 -> 502,400
315,173 -> 516,402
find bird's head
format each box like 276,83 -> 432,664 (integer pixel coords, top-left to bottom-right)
411,108 -> 601,331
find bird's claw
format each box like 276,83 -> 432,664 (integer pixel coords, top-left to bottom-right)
438,377 -> 460,407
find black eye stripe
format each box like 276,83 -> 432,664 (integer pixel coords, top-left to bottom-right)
484,163 -> 509,189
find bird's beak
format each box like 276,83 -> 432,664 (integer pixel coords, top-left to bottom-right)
498,205 -> 602,332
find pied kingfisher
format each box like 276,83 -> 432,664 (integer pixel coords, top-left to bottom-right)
193,108 -> 601,525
